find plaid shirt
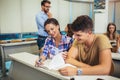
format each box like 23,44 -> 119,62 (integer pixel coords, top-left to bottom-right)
42,35 -> 73,59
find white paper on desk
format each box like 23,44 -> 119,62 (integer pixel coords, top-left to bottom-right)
43,52 -> 76,70
48,52 -> 65,70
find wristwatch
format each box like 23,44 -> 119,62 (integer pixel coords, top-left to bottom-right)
77,68 -> 82,75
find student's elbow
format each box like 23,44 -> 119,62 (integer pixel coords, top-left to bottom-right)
104,69 -> 111,75
103,66 -> 111,75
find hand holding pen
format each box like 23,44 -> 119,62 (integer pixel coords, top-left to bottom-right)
35,57 -> 43,67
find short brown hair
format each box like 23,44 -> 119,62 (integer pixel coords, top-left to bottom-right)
71,15 -> 93,32
41,0 -> 51,6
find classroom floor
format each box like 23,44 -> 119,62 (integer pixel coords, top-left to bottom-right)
0,70 -> 10,80
0,76 -> 10,80
0,61 -> 12,80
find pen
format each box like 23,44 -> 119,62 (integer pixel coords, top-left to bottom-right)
39,58 -> 42,62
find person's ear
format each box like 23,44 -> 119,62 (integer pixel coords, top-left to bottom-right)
88,30 -> 92,34
57,25 -> 60,31
41,5 -> 44,10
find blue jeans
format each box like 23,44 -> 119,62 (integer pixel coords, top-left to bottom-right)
37,36 -> 47,50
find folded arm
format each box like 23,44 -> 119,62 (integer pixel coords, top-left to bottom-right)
60,46 -> 112,76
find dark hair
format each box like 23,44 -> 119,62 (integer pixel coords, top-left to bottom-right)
41,0 -> 51,6
66,24 -> 74,37
44,18 -> 60,32
106,22 -> 116,39
44,18 -> 59,27
71,15 -> 93,32
107,22 -> 116,33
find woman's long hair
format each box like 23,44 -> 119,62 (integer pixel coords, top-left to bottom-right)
106,23 -> 116,40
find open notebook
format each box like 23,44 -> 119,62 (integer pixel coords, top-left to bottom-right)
41,52 -> 76,70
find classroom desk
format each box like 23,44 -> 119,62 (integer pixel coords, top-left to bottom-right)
8,52 -> 120,80
0,40 -> 38,76
112,53 -> 120,60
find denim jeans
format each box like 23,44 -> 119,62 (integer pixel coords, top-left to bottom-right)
37,36 -> 47,50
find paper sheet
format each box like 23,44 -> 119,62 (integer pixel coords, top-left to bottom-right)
43,52 -> 76,70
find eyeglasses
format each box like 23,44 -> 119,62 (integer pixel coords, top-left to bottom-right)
44,6 -> 51,8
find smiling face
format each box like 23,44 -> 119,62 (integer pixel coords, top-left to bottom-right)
45,23 -> 60,38
73,31 -> 90,44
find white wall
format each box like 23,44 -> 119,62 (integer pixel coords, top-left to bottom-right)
108,2 -> 114,23
21,0 -> 40,33
51,0 -> 91,31
94,0 -> 120,34
0,0 -> 108,33
0,0 -> 42,33
108,1 -> 120,30
0,0 -> 21,33
115,2 -> 120,30
72,2 -> 90,21
50,0 -> 70,31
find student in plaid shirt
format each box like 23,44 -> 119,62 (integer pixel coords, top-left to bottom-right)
35,18 -> 73,67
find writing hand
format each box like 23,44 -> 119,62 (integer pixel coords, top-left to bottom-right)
35,57 -> 43,67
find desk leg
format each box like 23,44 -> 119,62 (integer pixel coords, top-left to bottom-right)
0,46 -> 6,76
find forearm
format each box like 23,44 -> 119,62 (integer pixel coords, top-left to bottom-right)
39,55 -> 46,61
66,58 -> 90,68
66,59 -> 111,75
74,61 -> 90,68
117,37 -> 120,49
81,64 -> 111,75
